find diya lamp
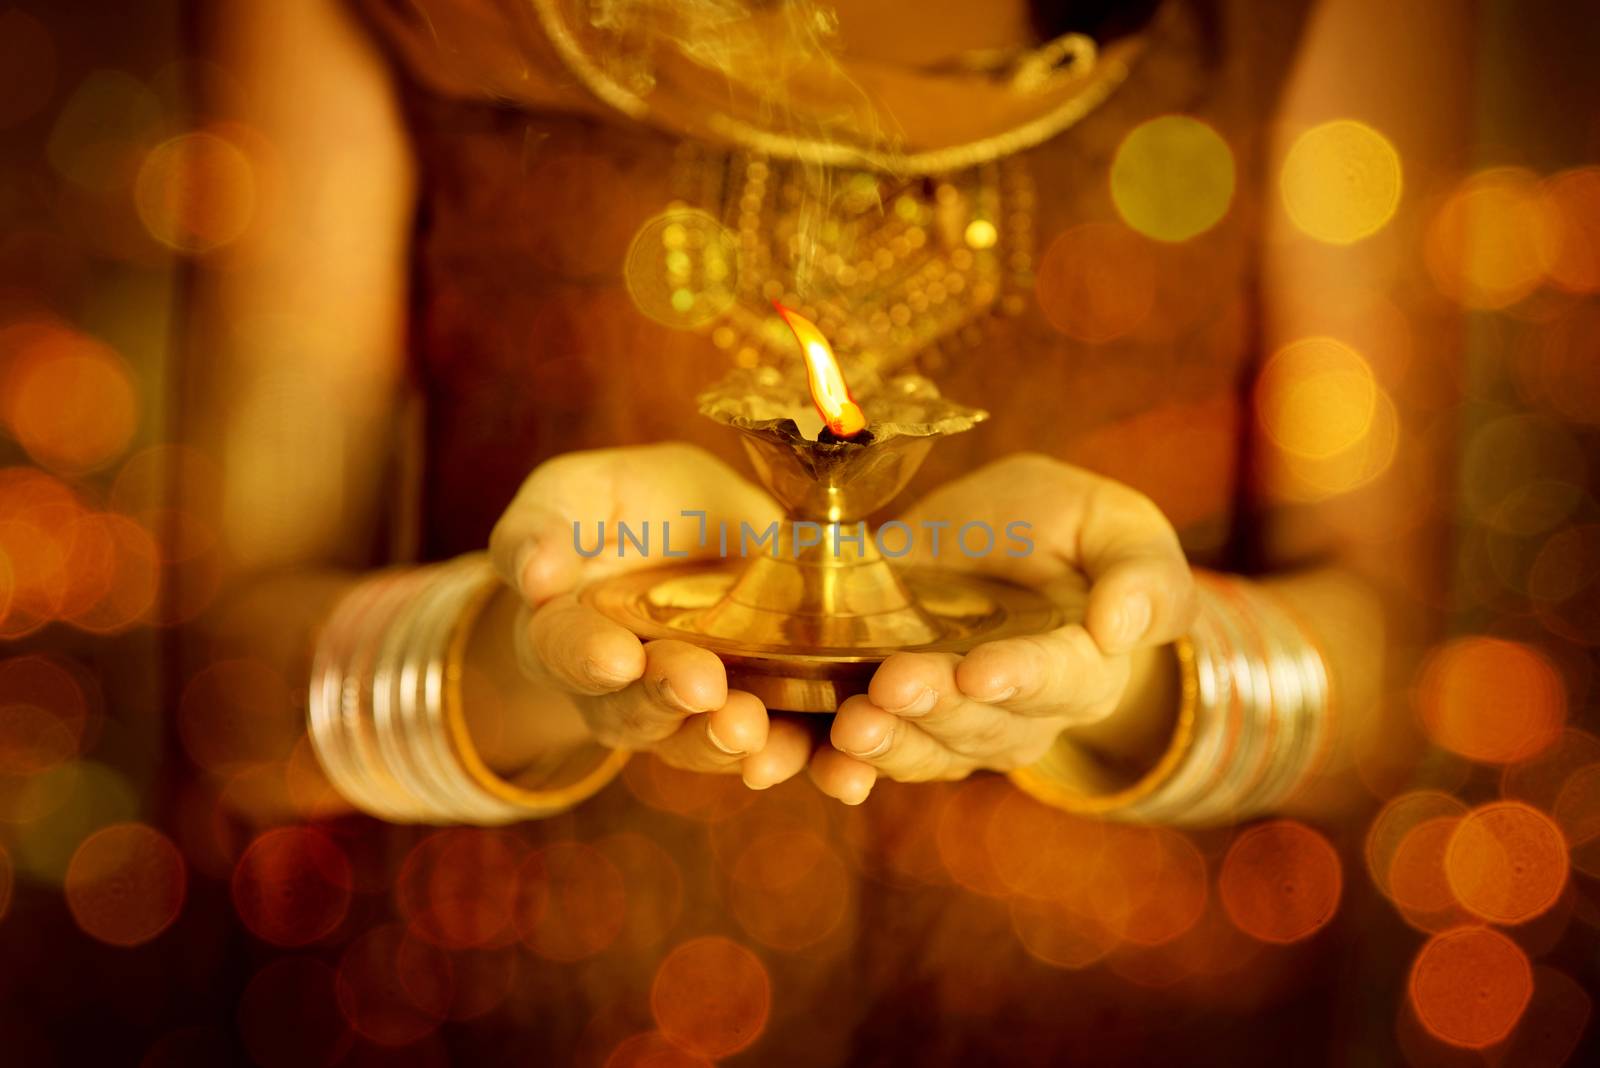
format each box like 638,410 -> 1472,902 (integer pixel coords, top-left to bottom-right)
583,303 -> 1063,712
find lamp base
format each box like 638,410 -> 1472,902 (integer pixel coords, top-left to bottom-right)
582,562 -> 1064,712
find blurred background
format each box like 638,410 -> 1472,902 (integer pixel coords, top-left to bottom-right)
0,1 -> 1598,1065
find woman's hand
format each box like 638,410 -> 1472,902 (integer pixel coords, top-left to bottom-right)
484,443 -> 812,788
809,453 -> 1198,804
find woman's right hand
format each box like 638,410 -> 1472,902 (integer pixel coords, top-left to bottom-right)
485,442 -> 813,788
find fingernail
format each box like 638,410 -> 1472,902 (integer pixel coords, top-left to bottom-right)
583,658 -> 633,687
1115,593 -> 1152,648
655,677 -> 707,713
891,687 -> 937,717
973,685 -> 1018,704
845,728 -> 894,760
706,722 -> 744,756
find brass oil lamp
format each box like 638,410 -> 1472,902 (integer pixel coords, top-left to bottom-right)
583,304 -> 1062,712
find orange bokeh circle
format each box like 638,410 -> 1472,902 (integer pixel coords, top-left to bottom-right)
1408,926 -> 1533,1049
64,821 -> 186,946
650,935 -> 771,1059
1445,801 -> 1569,925
1218,819 -> 1343,944
230,825 -> 353,946
1417,637 -> 1565,764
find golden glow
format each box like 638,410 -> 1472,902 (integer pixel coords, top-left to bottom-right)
1034,222 -> 1157,342
1541,166 -> 1600,293
135,129 -> 257,254
772,302 -> 866,438
1445,802 -> 1569,924
963,218 -> 998,249
1110,115 -> 1235,242
1,320 -> 137,475
1255,336 -> 1399,502
1426,167 -> 1561,309
1279,120 -> 1403,245
624,208 -> 739,328
1257,337 -> 1376,459
1417,637 -> 1566,764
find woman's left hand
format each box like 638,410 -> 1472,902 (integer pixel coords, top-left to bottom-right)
809,453 -> 1198,804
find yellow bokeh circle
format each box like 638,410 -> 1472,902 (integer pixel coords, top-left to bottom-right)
623,208 -> 739,329
1280,120 -> 1403,245
1110,115 -> 1235,243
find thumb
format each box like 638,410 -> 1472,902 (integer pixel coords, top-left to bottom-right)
489,506 -> 586,605
1083,552 -> 1197,655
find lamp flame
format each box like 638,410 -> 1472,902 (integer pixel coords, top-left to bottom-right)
773,301 -> 867,439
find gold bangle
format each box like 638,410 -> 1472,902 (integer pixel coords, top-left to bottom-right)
441,565 -> 630,819
1008,637 -> 1198,816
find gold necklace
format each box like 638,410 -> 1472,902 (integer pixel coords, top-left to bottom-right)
627,147 -> 1037,374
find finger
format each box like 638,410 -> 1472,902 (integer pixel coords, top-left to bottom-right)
808,745 -> 878,805
1077,480 -> 1195,654
651,691 -> 769,772
585,639 -> 727,748
522,595 -> 645,695
491,504 -> 586,606
830,693 -> 957,782
742,716 -> 813,790
954,624 -> 1127,725
866,652 -> 1015,755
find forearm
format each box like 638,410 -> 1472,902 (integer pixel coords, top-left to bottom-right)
1070,562 -> 1406,822
196,567 -> 598,820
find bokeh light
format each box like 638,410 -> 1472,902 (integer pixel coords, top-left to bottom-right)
1218,820 -> 1342,944
594,831 -> 684,953
64,822 -> 185,946
231,826 -> 354,947
0,653 -> 92,774
1255,336 -> 1399,501
0,319 -> 138,474
1444,802 -> 1568,925
1408,926 -> 1533,1048
1539,167 -> 1600,293
515,841 -> 626,961
729,828 -> 851,951
396,828 -> 525,950
1279,120 -> 1403,245
624,208 -> 739,328
1110,115 -> 1236,242
1417,637 -> 1566,763
1386,816 -> 1463,918
650,936 -> 771,1059
9,760 -> 138,880
335,923 -> 448,1047
1034,222 -> 1157,343
1426,168 -> 1561,309
135,129 -> 258,254
46,69 -> 162,194
1256,337 -> 1378,459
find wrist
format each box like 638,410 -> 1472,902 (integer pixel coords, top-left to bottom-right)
461,583 -> 597,779
1067,641 -> 1181,779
